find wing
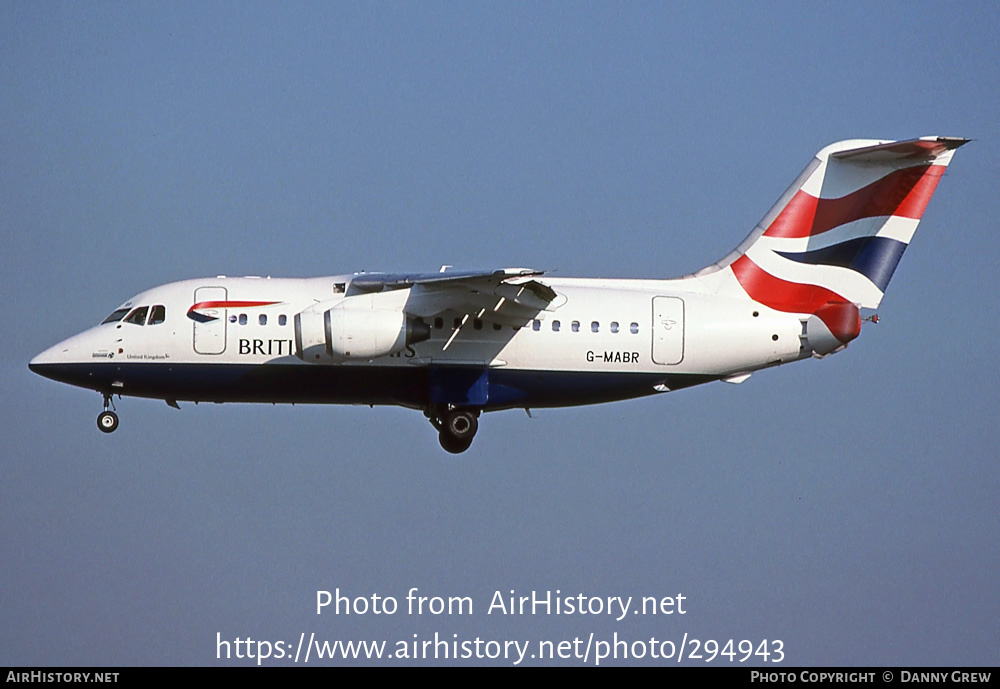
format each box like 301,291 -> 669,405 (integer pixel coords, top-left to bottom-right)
349,268 -> 557,327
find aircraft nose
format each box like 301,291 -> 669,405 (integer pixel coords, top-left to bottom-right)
29,328 -> 103,383
29,340 -> 74,381
30,342 -> 64,371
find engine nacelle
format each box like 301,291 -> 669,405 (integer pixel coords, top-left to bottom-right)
294,299 -> 430,362
805,301 -> 861,356
324,303 -> 428,358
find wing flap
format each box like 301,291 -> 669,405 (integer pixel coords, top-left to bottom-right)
354,268 -> 558,323
350,268 -> 543,293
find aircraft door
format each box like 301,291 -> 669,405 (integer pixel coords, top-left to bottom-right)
192,286 -> 228,355
651,296 -> 684,365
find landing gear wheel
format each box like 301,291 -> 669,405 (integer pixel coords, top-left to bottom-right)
445,410 -> 478,440
97,411 -> 119,433
436,409 -> 478,453
439,430 -> 474,454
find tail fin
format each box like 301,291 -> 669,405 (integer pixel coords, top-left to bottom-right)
697,136 -> 967,312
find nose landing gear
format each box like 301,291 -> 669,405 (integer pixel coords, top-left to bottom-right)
97,393 -> 119,434
428,407 -> 480,454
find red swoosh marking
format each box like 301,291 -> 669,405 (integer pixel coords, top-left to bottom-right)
187,300 -> 280,313
764,165 -> 945,239
731,255 -> 848,314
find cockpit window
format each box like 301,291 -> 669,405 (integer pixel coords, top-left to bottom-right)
101,308 -> 131,324
148,305 -> 166,325
123,306 -> 149,326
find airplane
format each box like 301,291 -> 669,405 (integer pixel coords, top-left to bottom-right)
30,136 -> 966,453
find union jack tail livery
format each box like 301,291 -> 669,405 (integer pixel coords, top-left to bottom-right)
693,136 -> 967,353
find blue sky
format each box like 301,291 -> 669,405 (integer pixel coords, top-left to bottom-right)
3,2 -> 998,665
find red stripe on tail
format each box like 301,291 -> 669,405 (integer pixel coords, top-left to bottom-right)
731,255 -> 848,314
763,165 -> 945,239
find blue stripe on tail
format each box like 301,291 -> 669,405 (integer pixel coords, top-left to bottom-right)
776,236 -> 908,292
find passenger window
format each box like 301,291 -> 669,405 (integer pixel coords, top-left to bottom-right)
591,321 -> 599,333
278,315 -> 287,326
571,321 -> 580,332
239,314 -> 247,325
630,322 -> 639,334
532,320 -> 541,331
474,319 -> 483,331
148,305 -> 166,325
229,315 -> 238,323
434,317 -> 444,330
493,322 -> 502,331
259,314 -> 267,326
123,306 -> 148,326
610,321 -> 619,333
552,320 -> 560,332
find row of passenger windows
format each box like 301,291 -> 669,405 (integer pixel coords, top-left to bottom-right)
102,305 -> 166,326
230,313 -> 288,326
540,319 -> 640,334
136,308 -> 638,334
425,316 -> 640,334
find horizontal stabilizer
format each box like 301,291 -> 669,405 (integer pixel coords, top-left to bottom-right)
830,136 -> 969,163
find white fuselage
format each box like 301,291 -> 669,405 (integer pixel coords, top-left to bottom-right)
31,273 -> 809,412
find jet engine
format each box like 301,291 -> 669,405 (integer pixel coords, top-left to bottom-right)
294,299 -> 430,362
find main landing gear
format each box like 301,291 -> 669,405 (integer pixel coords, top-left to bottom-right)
97,393 -> 119,433
427,407 -> 480,454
